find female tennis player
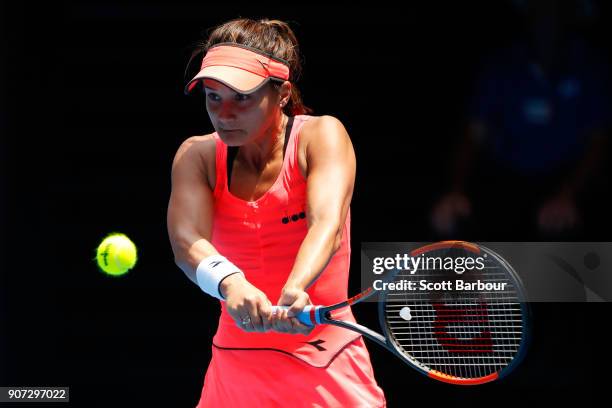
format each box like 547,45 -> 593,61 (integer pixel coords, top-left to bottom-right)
167,18 -> 386,407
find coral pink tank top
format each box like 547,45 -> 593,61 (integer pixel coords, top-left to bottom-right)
210,115 -> 360,367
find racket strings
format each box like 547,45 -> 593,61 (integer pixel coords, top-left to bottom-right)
383,249 -> 526,380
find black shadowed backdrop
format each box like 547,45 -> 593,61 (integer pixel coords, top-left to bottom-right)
2,1 -> 612,406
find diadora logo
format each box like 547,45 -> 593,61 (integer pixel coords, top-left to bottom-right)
282,211 -> 306,224
304,339 -> 326,351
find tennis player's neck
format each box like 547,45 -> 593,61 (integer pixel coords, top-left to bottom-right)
238,114 -> 287,171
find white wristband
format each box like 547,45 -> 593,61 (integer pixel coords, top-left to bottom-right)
195,255 -> 244,300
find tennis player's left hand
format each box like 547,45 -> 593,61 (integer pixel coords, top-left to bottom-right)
272,286 -> 315,335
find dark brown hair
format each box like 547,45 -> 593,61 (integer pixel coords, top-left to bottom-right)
186,18 -> 312,116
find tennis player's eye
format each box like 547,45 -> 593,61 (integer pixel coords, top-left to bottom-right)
206,93 -> 221,102
235,94 -> 250,101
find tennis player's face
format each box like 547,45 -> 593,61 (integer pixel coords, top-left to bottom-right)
203,79 -> 280,146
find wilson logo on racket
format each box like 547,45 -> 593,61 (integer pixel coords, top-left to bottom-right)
432,302 -> 494,354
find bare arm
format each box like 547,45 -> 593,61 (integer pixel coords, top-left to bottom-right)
167,136 -> 273,332
167,136 -> 219,285
283,116 -> 356,292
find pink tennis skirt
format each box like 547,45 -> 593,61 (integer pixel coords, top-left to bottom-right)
197,336 -> 386,407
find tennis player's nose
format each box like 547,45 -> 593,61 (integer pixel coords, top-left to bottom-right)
218,101 -> 236,121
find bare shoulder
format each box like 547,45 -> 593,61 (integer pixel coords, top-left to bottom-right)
301,115 -> 351,146
300,115 -> 352,159
174,133 -> 215,158
297,115 -> 354,177
172,133 -> 217,188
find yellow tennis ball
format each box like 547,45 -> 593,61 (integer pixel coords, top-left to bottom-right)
96,233 -> 138,276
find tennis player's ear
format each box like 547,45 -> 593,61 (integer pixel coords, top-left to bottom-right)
278,81 -> 291,106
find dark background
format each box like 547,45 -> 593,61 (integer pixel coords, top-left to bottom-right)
2,1 -> 611,406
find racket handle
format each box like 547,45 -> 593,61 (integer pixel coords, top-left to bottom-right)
270,305 -> 320,326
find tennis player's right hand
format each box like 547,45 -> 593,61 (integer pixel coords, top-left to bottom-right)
220,273 -> 273,333
431,192 -> 472,236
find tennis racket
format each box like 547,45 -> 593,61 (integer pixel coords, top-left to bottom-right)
272,241 -> 530,385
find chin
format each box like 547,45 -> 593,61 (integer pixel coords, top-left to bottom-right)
218,131 -> 247,146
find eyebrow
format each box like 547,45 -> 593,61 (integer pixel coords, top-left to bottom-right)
203,86 -> 239,93
203,87 -> 250,97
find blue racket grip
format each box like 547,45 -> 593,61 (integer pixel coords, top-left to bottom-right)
270,305 -> 321,326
